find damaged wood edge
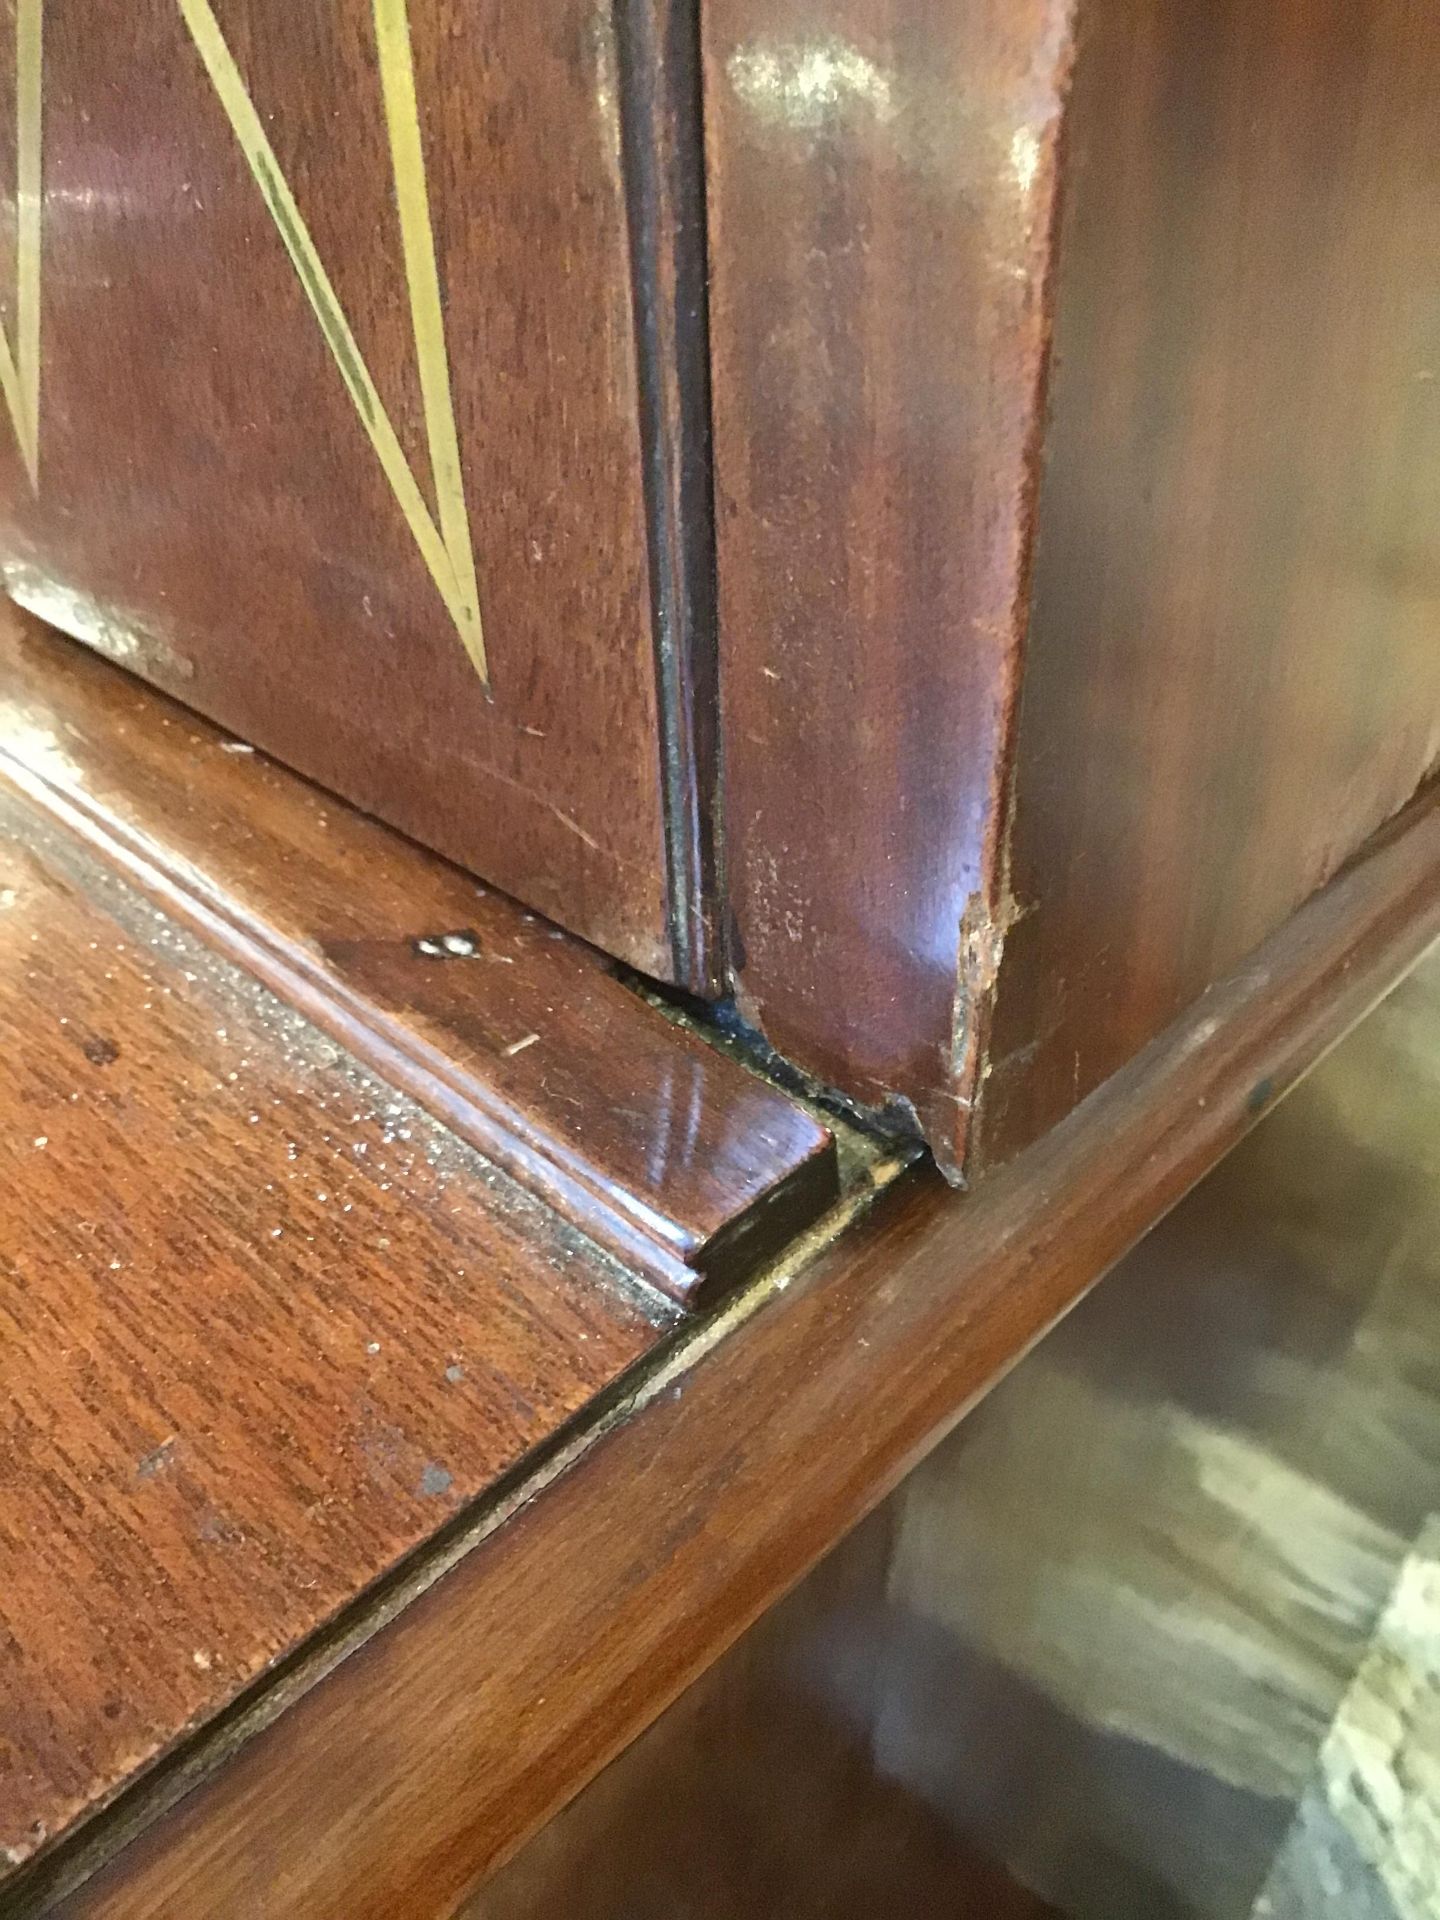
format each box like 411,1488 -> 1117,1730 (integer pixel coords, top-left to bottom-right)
944,18 -> 1079,1187
948,880 -> 1029,1165
13,1151 -> 914,1920
0,744 -> 837,1308
41,782 -> 1440,1920
612,959 -> 921,1170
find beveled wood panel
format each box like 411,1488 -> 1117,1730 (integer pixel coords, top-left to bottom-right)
0,0 -> 710,981
977,0 -> 1440,1170
47,786 -> 1440,1920
0,771 -> 674,1892
0,609 -> 836,1307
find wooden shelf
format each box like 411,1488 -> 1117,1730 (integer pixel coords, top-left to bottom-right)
0,612 -> 847,1907
0,775 -> 680,1886
25,772 -> 1440,1920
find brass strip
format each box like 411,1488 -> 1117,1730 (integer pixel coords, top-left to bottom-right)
0,0 -> 42,488
16,0 -> 40,479
0,299 -> 24,486
176,0 -> 487,679
372,0 -> 483,674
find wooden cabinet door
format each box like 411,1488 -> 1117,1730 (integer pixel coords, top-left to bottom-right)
0,0 -> 716,985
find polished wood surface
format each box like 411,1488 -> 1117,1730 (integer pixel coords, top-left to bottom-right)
6,0 -> 1434,1175
0,610 -> 836,1306
706,0 -> 1440,1176
473,1509 -> 1059,1919
0,770 -> 675,1896
978,0 -> 1440,1170
704,0 -> 1072,1152
615,0 -> 723,991
0,0 -> 713,982
482,941 -> 1440,1920
48,786 -> 1440,1920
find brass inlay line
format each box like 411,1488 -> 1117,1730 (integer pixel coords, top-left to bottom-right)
372,0 -> 483,670
176,0 -> 488,680
0,0 -> 42,489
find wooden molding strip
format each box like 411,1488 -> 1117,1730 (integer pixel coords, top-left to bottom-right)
614,0 -> 723,991
0,609 -> 836,1306
37,784 -> 1440,1919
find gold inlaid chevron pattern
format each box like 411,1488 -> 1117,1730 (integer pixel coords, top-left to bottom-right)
176,0 -> 488,680
0,0 -> 42,490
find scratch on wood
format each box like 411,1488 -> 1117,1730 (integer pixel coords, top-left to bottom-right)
947,885 -> 1030,1180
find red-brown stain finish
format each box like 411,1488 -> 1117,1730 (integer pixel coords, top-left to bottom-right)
703,0 -> 1076,1156
0,611 -> 837,1306
44,785 -> 1440,1920
0,0 -> 688,978
706,0 -> 1440,1176
471,1508 -> 1063,1919
979,0 -> 1440,1167
0,773 -> 672,1882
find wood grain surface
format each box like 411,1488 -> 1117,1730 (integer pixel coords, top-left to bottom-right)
705,0 -> 1440,1176
481,927 -> 1440,1920
43,783 -> 1440,1920
0,0 -> 706,979
615,0 -> 723,992
977,0 -> 1440,1170
0,773 -> 676,1892
703,0 -> 1075,1153
0,610 -> 836,1306
472,1507 -> 1061,1919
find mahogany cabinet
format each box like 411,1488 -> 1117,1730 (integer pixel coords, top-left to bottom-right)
1,0 -> 1439,1914
3,0 -> 1436,1180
